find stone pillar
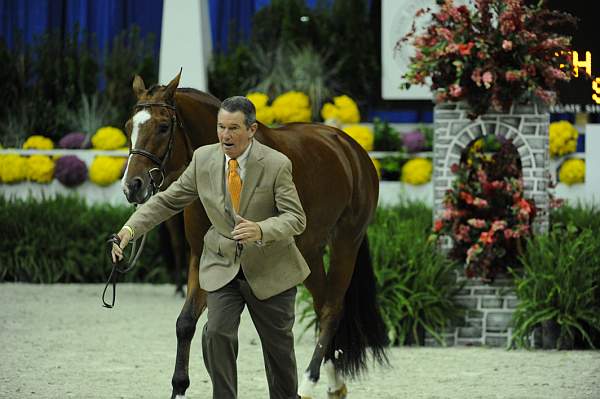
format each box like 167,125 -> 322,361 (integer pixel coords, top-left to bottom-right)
433,102 -> 550,234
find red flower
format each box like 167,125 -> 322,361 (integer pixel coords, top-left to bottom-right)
450,163 -> 460,173
449,84 -> 463,97
479,231 -> 495,245
460,191 -> 474,204
518,198 -> 532,214
458,42 -> 474,56
434,219 -> 444,232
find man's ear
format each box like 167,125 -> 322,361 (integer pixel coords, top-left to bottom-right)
249,122 -> 258,138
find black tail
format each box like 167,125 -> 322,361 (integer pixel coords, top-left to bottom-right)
327,236 -> 389,378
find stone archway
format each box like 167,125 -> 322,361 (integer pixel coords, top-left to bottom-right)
433,102 -> 550,233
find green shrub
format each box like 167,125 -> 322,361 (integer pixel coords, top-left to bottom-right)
103,26 -> 158,128
550,203 -> 600,233
511,225 -> 600,349
370,204 -> 463,345
0,195 -> 169,283
208,43 -> 256,101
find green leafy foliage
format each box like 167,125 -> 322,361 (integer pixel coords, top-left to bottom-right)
511,224 -> 600,349
246,43 -> 341,119
0,196 -> 169,283
209,0 -> 378,110
370,203 -> 463,345
0,25 -> 157,146
208,44 -> 256,101
373,118 -> 402,151
103,26 -> 158,128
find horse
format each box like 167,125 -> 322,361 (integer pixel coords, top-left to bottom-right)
120,71 -> 388,399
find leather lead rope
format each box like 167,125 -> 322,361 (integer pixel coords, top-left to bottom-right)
101,220 -> 148,308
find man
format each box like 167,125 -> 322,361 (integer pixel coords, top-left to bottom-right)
111,96 -> 310,399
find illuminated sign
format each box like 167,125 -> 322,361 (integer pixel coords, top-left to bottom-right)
548,1 -> 600,112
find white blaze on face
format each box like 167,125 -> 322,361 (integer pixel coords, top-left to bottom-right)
121,109 -> 152,188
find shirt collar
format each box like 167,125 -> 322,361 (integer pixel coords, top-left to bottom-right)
225,140 -> 253,170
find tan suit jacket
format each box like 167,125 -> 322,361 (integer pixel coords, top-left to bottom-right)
124,140 -> 310,299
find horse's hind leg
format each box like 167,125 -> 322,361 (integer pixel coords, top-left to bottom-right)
170,253 -> 207,399
299,235 -> 359,399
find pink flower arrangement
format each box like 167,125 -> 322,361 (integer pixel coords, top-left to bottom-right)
398,0 -> 576,118
432,136 -> 536,280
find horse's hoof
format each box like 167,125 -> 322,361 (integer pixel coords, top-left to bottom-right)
327,383 -> 348,399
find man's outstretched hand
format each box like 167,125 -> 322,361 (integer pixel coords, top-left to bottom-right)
111,228 -> 132,263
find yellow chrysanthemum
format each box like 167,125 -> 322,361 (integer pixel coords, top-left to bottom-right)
22,135 -> 54,150
89,156 -> 127,186
371,157 -> 381,179
549,120 -> 578,158
92,126 -> 127,150
26,155 -> 55,183
401,158 -> 433,185
246,92 -> 270,109
559,158 -> 585,185
0,154 -> 27,183
342,124 -> 374,151
320,103 -> 338,121
256,106 -> 275,125
320,95 -> 360,124
272,91 -> 311,123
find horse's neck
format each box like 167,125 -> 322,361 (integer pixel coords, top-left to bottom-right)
175,89 -> 220,150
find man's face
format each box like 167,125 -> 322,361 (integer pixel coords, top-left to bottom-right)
217,109 -> 257,159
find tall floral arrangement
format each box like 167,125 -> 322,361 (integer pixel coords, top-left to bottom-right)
399,0 -> 576,117
432,136 -> 536,280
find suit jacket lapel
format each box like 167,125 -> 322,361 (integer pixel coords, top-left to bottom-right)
208,147 -> 230,222
239,140 -> 265,217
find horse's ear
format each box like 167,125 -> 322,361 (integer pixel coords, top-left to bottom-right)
163,69 -> 182,100
132,75 -> 146,98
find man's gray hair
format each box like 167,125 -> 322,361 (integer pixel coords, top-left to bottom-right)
220,96 -> 257,128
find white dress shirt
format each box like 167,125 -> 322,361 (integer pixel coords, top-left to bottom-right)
224,140 -> 253,182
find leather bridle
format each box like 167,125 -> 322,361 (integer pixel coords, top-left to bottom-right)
102,101 -> 180,309
129,101 -> 179,193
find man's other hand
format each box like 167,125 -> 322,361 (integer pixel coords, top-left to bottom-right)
232,216 -> 262,244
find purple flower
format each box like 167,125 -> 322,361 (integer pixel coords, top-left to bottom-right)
58,132 -> 86,149
55,156 -> 88,187
403,131 -> 426,153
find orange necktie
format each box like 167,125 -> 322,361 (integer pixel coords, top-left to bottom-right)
228,159 -> 242,213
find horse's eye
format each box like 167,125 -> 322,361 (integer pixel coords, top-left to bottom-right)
158,123 -> 170,134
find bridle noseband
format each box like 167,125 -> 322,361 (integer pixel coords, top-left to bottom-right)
129,101 -> 179,193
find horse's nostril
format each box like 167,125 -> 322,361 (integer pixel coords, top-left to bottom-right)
128,177 -> 143,194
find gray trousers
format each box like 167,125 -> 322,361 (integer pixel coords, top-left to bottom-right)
202,277 -> 298,399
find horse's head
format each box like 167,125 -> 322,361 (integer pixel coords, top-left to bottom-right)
122,72 -> 184,204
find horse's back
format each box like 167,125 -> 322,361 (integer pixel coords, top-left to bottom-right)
256,123 -> 379,233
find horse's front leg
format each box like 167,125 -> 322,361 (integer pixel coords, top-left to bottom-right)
164,213 -> 188,296
171,253 -> 206,399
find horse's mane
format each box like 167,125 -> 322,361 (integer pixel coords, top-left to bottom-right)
177,87 -> 221,109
